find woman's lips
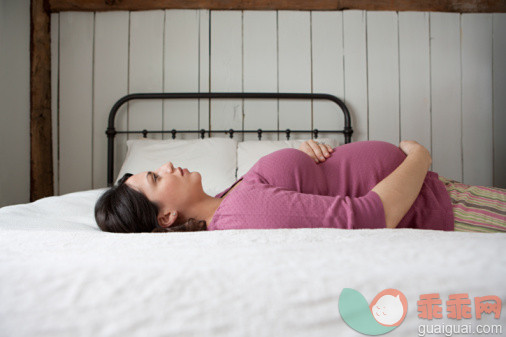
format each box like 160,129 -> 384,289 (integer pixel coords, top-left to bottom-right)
178,167 -> 189,176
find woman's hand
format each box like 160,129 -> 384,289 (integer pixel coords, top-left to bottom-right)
399,140 -> 432,166
298,139 -> 334,163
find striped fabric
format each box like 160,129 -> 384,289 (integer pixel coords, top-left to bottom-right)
438,176 -> 506,233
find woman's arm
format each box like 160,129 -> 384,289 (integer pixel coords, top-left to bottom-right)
213,183 -> 386,230
371,141 -> 432,229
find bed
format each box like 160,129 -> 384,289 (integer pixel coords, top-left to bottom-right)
1,93 -> 505,337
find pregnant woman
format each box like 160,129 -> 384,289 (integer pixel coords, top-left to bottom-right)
95,140 -> 506,233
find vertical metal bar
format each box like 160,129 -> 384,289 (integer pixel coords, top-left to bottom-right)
106,128 -> 115,186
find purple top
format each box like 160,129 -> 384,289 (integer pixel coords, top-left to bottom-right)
208,140 -> 455,231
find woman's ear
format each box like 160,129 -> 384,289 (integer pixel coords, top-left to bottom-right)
158,210 -> 177,228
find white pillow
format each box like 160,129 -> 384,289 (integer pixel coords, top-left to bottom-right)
116,138 -> 237,197
237,138 -> 341,178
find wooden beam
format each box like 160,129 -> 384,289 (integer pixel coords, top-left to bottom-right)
48,0 -> 506,13
30,0 -> 54,201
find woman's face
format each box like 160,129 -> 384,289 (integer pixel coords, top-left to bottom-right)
125,162 -> 203,213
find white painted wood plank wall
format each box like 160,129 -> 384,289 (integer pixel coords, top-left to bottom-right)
430,13 -> 462,182
399,12 -> 431,156
51,10 -> 506,195
210,11 -> 243,138
343,11 -> 368,142
279,11 -> 312,141
462,14 -> 494,187
312,12 -> 345,140
163,10 -> 200,141
367,12 -> 400,145
129,10 -> 165,144
59,12 -> 94,194
243,11 -> 278,141
199,11 -> 210,139
93,11 -> 129,188
51,13 -> 60,196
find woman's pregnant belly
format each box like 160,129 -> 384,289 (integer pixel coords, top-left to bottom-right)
251,140 -> 407,197
320,140 -> 406,197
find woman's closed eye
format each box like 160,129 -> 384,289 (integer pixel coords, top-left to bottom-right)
147,171 -> 158,184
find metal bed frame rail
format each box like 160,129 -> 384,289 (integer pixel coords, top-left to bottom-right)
106,92 -> 353,186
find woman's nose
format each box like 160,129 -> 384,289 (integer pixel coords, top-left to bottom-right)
157,162 -> 174,174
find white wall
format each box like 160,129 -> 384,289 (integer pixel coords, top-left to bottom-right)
52,10 -> 506,194
0,0 -> 30,207
1,8 -> 505,206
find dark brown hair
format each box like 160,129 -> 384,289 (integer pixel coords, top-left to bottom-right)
94,173 -> 207,233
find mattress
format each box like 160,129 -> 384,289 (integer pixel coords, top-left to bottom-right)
0,189 -> 505,337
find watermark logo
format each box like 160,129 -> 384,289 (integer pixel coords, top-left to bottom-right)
339,288 -> 408,335
417,293 -> 502,336
417,293 -> 502,320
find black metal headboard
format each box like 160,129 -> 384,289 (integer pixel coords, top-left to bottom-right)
106,92 -> 353,186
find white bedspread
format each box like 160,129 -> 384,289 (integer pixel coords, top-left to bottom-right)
1,189 -> 505,337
